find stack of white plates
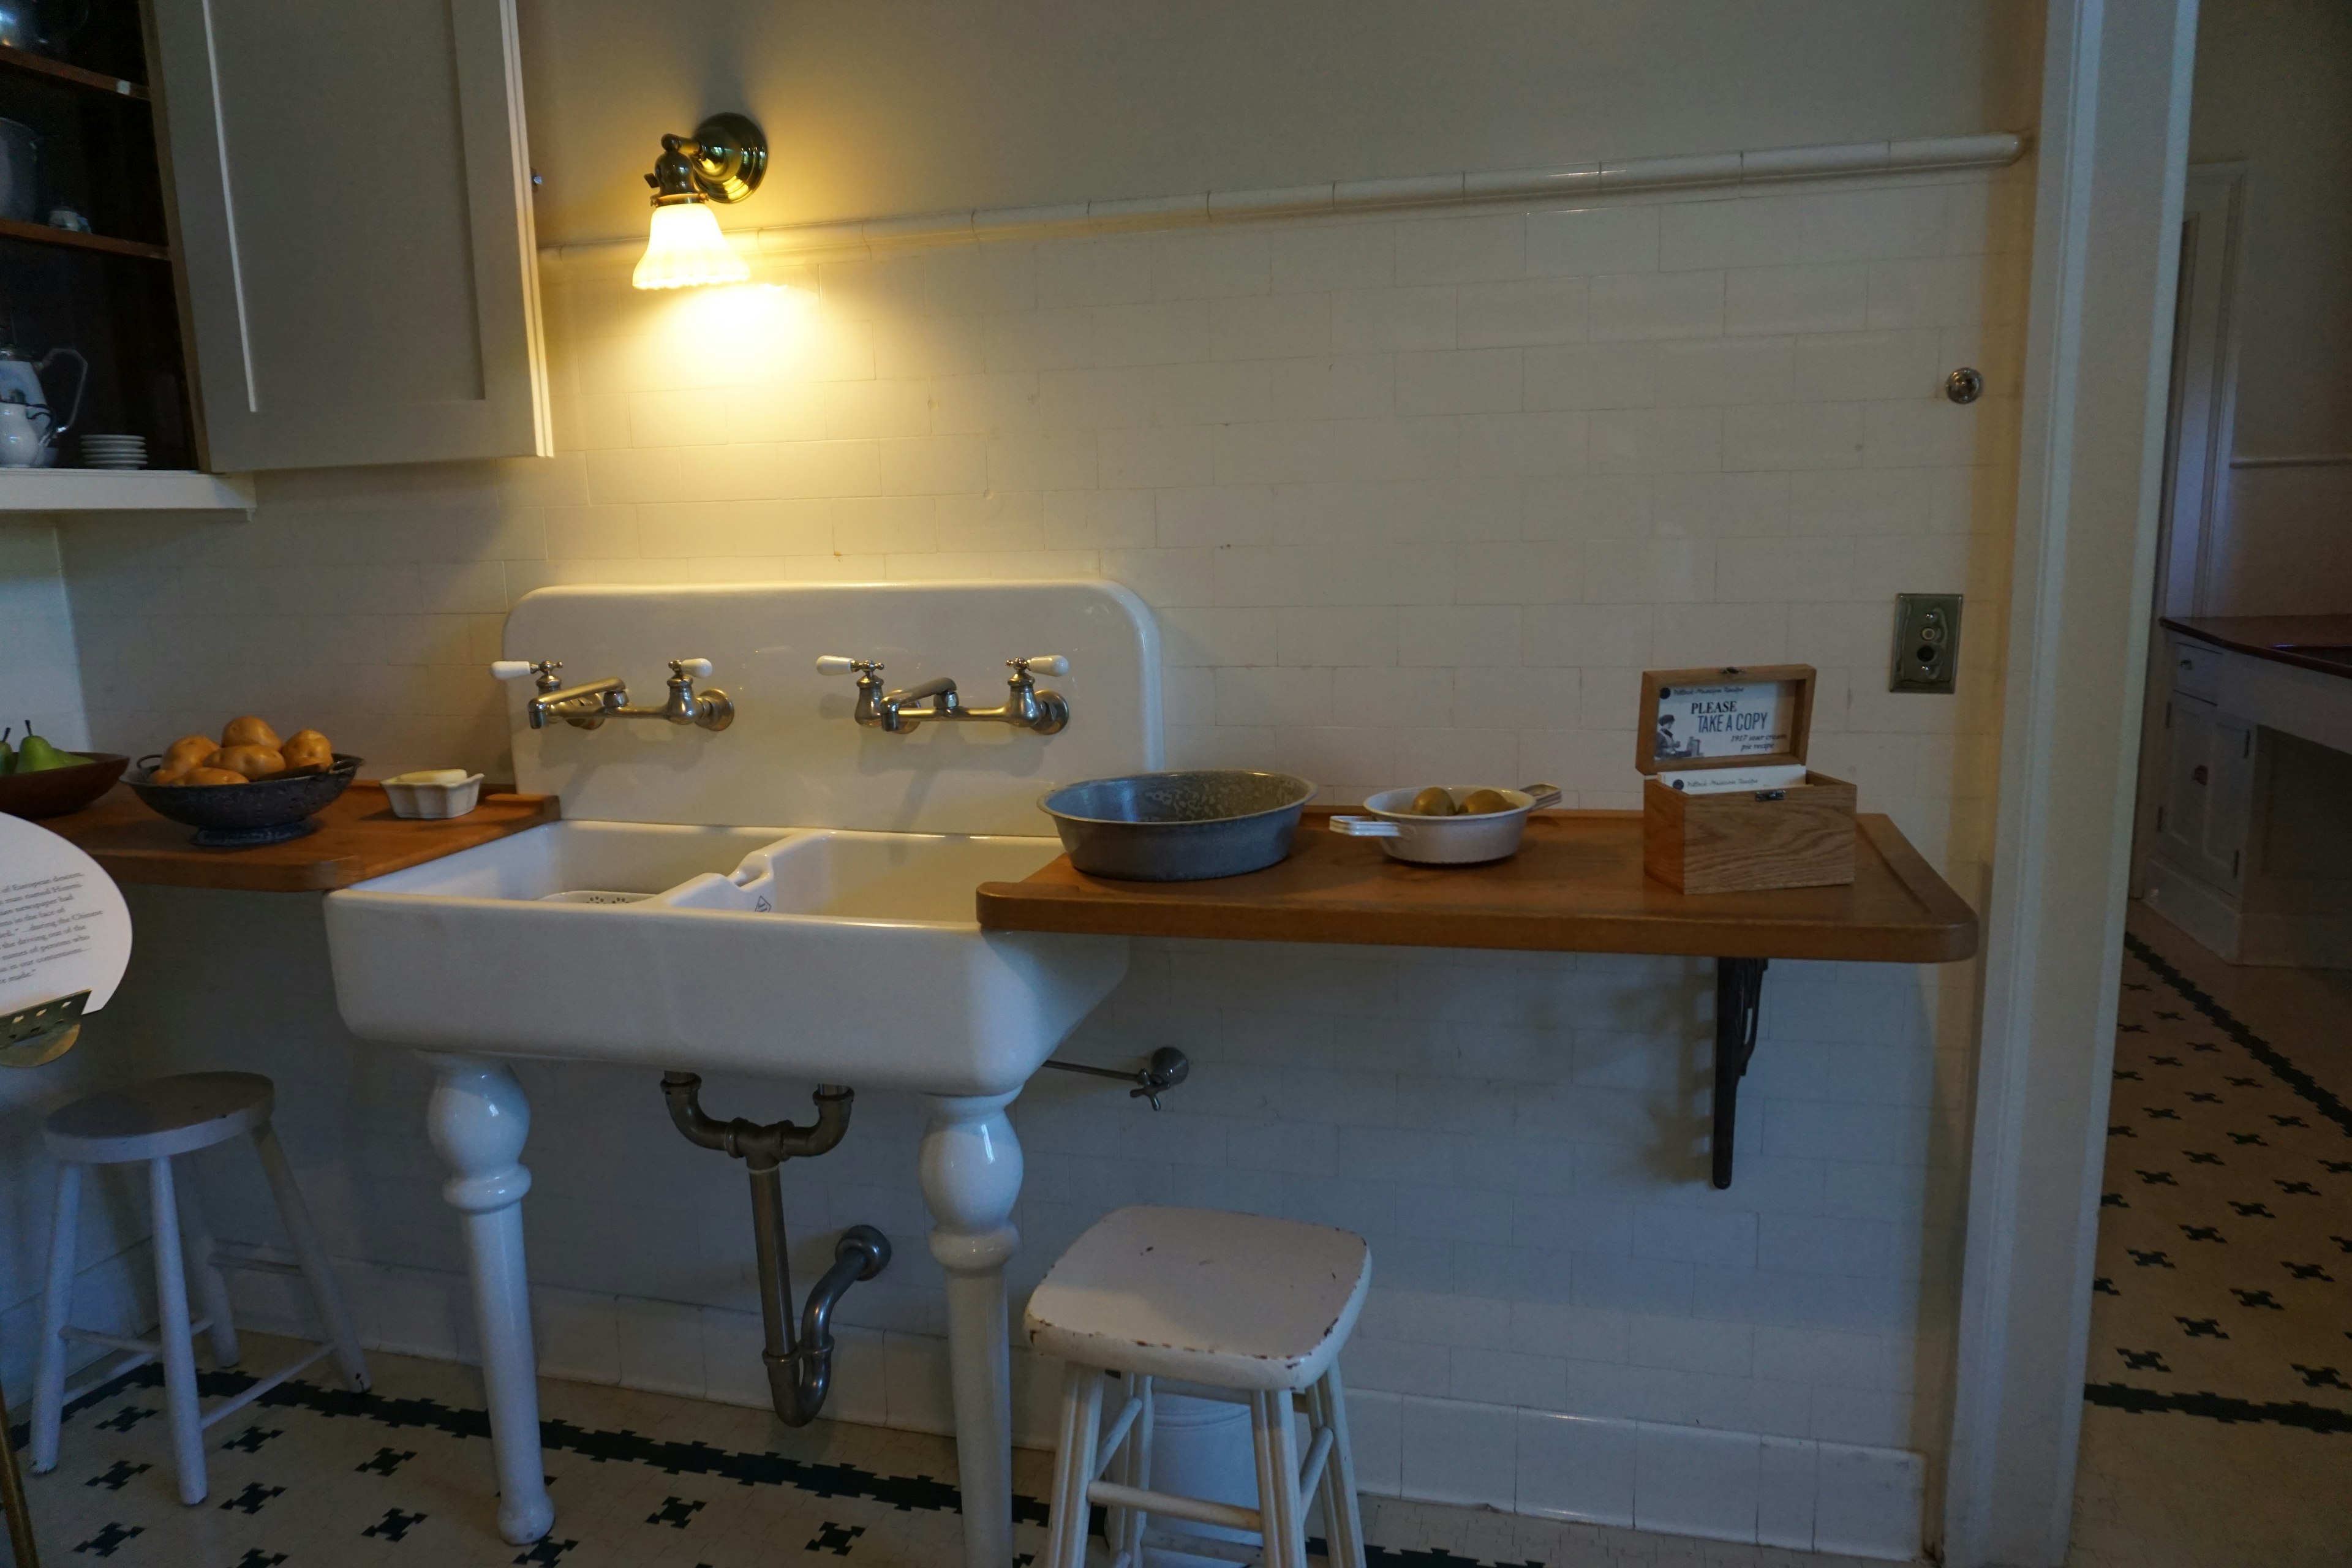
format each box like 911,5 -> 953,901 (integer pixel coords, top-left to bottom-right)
80,434 -> 148,470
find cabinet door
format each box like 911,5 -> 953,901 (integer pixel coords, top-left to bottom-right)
2203,713 -> 2255,889
149,1 -> 550,471
2155,695 -> 2250,891
2155,695 -> 2212,871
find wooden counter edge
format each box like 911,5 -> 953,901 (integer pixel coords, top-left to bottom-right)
976,813 -> 1980,963
68,790 -> 562,892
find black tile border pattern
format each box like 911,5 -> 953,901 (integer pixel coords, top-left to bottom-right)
2122,933 -> 2352,1138
15,1363 -> 1532,1568
2087,935 -> 2352,1433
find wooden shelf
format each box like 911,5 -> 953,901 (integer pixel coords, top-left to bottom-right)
0,467 -> 252,512
0,215 -> 169,260
0,43 -> 148,99
37,782 -> 562,892
978,808 -> 1980,963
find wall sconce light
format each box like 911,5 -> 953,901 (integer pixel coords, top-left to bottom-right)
632,112 -> 767,290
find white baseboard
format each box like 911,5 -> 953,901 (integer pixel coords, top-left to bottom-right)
2143,857 -> 2244,960
223,1256 -> 1924,1562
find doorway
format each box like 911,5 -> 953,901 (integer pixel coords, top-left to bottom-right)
2078,160 -> 2352,1566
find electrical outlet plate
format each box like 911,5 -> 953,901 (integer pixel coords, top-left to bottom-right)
1891,593 -> 1962,693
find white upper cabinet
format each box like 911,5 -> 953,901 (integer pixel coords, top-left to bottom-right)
150,1 -> 550,472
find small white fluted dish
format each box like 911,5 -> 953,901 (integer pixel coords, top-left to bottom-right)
1329,783 -> 1562,864
382,770 -> 485,820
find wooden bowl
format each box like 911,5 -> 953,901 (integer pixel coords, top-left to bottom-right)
0,754 -> 130,820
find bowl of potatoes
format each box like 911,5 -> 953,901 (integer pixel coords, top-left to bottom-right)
128,715 -> 360,846
1330,782 -> 1563,865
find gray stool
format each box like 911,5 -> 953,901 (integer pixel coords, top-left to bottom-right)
30,1072 -> 368,1504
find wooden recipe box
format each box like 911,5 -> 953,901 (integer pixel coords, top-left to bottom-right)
1637,665 -> 1857,894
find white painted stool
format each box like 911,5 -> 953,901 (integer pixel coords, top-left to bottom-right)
1025,1206 -> 1371,1568
29,1072 -> 369,1505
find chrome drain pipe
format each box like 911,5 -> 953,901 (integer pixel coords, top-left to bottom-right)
659,1072 -> 891,1427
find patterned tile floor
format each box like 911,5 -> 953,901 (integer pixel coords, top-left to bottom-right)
11,1334 -> 1888,1568
2068,907 -> 2352,1567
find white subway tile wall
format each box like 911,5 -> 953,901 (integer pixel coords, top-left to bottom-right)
55,172 -> 2030,1471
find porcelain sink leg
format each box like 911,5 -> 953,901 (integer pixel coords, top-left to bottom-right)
919,1090 -> 1024,1568
424,1053 -> 554,1547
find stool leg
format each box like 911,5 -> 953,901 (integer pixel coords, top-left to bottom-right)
1310,1368 -> 1366,1568
172,1168 -> 239,1369
1110,1373 -> 1152,1568
29,1163 -> 81,1474
1251,1389 -> 1309,1568
1046,1363 -> 1103,1568
251,1120 -> 368,1392
147,1157 -> 208,1506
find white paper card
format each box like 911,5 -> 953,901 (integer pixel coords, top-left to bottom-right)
1651,679 -> 1792,761
0,816 -> 132,1015
1657,763 -> 1811,796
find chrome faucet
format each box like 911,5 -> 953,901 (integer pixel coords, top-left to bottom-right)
816,654 -> 1070,734
491,657 -> 735,732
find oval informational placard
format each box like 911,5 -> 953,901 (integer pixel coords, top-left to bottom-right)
0,813 -> 133,1018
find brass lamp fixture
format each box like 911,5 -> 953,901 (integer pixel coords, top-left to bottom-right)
633,112 -> 767,290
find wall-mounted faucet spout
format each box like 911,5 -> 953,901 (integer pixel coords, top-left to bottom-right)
493,658 -> 735,732
658,1072 -> 888,1426
815,653 -> 1071,735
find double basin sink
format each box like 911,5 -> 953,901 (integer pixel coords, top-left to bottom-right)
325,821 -> 1128,1096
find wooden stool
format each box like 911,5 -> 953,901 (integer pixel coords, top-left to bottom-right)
1025,1206 -> 1371,1568
29,1072 -> 369,1505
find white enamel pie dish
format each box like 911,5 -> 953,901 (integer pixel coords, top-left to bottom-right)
1329,783 -> 1562,864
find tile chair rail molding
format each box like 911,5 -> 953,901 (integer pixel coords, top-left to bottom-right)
538,132 -> 2029,268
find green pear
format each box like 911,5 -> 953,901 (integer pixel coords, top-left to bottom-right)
1,725 -> 14,775
13,723 -> 86,773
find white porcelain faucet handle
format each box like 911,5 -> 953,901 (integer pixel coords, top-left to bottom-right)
670,658 -> 714,678
815,655 -> 873,676
490,660 -> 542,681
1016,654 -> 1069,676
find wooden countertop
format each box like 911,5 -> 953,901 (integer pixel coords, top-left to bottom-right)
977,809 -> 1978,963
37,782 -> 560,892
2163,614 -> 2352,679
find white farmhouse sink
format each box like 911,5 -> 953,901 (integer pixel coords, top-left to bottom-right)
325,821 -> 1126,1095
318,581 -> 1159,1558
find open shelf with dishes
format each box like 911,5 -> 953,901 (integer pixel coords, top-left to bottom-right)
0,0 -> 202,494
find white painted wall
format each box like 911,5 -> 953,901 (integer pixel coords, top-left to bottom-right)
45,159 -> 2033,1553
515,0 -> 2043,247
2188,0 -> 2352,612
0,521 -> 88,753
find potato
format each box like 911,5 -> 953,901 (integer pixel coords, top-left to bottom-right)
220,715 -> 282,750
149,760 -> 196,786
180,766 -> 249,786
281,729 -> 333,770
207,744 -> 286,780
164,733 -> 217,765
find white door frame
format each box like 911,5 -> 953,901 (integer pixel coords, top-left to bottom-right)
1942,2 -> 2202,1566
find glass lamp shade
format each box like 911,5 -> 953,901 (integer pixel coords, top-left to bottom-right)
633,200 -> 750,290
